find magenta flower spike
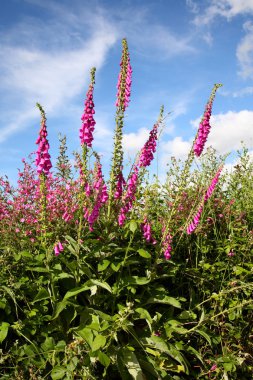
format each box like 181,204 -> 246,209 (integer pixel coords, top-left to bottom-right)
204,166 -> 223,201
138,123 -> 158,168
186,166 -> 223,234
194,84 -> 222,157
186,205 -> 203,235
162,228 -> 173,260
116,38 -> 132,112
118,166 -> 139,226
35,104 -> 52,176
54,241 -> 64,256
79,68 -> 96,148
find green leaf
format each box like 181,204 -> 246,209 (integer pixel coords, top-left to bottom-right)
129,220 -> 138,233
98,351 -> 110,367
111,262 -> 122,272
76,327 -> 93,348
89,280 -> 112,293
63,284 -> 90,300
147,296 -> 181,308
41,336 -> 55,353
0,322 -> 10,343
98,259 -> 110,272
194,329 -> 212,346
51,301 -> 68,320
187,345 -> 204,364
33,288 -> 50,303
121,348 -> 145,380
137,249 -> 151,258
92,334 -> 106,352
51,366 -> 66,380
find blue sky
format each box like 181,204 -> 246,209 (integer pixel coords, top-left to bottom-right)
1,0 -> 253,182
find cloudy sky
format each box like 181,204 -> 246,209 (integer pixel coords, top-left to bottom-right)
1,0 -> 253,181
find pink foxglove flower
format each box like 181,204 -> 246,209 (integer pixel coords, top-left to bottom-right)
116,38 -> 132,112
118,166 -> 139,226
186,205 -> 203,235
162,228 -> 173,260
139,123 -> 158,168
114,169 -> 126,199
141,217 -> 157,244
194,84 -> 222,157
204,166 -> 223,201
186,166 -> 223,234
54,241 -> 64,256
35,105 -> 52,176
80,69 -> 96,148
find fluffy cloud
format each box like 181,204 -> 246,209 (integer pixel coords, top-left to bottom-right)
122,128 -> 151,159
191,110 -> 253,154
236,21 -> 253,78
192,0 -> 253,26
0,8 -> 117,143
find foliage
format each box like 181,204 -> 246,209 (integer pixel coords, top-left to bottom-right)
0,39 -> 253,379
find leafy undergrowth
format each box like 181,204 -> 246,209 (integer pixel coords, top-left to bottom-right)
0,39 -> 253,379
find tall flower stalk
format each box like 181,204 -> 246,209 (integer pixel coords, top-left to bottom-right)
108,38 -> 132,219
186,166 -> 223,234
162,85 -> 222,253
79,67 -> 96,177
35,103 -> 52,236
193,83 -> 222,157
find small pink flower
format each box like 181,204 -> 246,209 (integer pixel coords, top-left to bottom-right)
54,241 -> 64,256
228,250 -> 235,257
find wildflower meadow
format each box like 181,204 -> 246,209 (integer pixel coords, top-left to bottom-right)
0,39 -> 253,379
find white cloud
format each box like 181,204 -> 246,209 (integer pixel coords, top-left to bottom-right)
191,110 -> 253,154
193,0 -> 253,26
0,5 -> 117,144
236,21 -> 253,78
161,136 -> 192,161
220,86 -> 253,97
122,127 -> 151,157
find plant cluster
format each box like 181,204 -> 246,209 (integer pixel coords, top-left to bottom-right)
0,39 -> 253,379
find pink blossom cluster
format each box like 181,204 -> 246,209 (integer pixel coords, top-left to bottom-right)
79,85 -> 96,147
84,162 -> 108,230
118,166 -> 139,226
193,103 -> 212,157
116,51 -> 132,111
186,205 -> 203,234
138,124 -> 158,168
162,228 -> 172,260
114,170 -> 126,199
141,217 -> 157,244
54,241 -> 64,256
204,167 -> 223,201
187,167 -> 223,234
35,121 -> 52,176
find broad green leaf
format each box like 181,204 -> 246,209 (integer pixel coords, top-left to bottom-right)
137,249 -> 151,258
41,336 -> 55,353
187,346 -> 204,364
76,327 -> 93,348
111,262 -> 121,272
98,259 -> 110,272
121,348 -> 145,380
51,366 -> 66,380
91,334 -> 106,351
98,351 -> 110,367
129,220 -> 138,233
51,301 -> 68,320
0,322 -> 10,343
147,296 -> 181,308
89,280 -> 112,293
194,329 -> 212,346
63,284 -> 90,300
33,288 -> 50,303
